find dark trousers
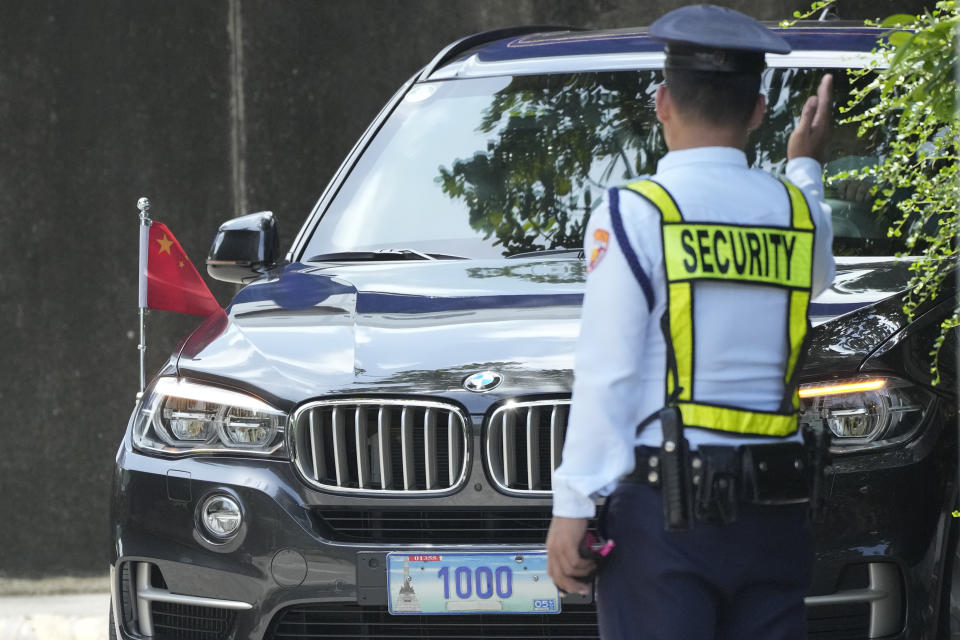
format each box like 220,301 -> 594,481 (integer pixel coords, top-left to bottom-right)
596,482 -> 814,640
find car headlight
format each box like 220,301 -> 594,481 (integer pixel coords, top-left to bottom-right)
133,377 -> 288,456
798,377 -> 933,447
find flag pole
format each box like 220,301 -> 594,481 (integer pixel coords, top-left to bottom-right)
137,197 -> 152,399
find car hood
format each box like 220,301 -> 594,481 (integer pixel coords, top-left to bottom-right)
176,257 -> 914,410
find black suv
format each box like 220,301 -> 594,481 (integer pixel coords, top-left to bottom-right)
110,24 -> 958,640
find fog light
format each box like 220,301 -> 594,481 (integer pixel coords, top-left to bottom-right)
200,495 -> 242,539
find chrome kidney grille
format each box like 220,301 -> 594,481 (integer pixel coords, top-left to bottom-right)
486,400 -> 569,494
291,400 -> 469,494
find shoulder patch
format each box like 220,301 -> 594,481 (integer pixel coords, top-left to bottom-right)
587,228 -> 610,273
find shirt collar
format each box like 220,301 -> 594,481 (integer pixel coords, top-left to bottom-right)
657,146 -> 748,173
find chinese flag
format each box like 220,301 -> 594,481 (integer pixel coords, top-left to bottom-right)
139,221 -> 222,317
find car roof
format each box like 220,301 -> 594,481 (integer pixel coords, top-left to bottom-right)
472,25 -> 880,61
430,24 -> 884,79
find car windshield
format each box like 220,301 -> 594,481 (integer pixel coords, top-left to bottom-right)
303,68 -> 905,260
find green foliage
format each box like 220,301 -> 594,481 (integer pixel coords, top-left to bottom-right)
796,0 -> 958,384
779,1 -> 835,26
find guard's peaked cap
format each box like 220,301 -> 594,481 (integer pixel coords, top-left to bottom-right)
649,4 -> 791,73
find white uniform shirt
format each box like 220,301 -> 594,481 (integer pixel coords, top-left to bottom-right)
552,146 -> 835,518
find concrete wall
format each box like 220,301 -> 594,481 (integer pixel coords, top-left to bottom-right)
0,0 -> 931,578
0,0 -> 235,579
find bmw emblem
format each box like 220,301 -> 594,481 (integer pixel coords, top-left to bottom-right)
463,371 -> 503,393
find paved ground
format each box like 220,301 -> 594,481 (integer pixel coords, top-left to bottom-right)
0,585 -> 110,640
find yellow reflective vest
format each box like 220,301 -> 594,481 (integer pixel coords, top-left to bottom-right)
624,178 -> 815,437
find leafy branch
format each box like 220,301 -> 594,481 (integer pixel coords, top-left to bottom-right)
779,0 -> 838,27
794,1 -> 958,384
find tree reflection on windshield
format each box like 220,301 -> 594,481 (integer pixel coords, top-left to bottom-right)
438,72 -> 665,256
437,68 -> 903,258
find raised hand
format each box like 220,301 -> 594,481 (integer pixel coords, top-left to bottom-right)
787,73 -> 833,163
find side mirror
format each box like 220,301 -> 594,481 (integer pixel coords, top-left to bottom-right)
206,211 -> 279,283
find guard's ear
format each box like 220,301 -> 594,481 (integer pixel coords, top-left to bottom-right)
655,84 -> 672,124
746,93 -> 766,132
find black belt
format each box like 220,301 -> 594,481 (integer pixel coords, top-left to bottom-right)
625,442 -> 810,526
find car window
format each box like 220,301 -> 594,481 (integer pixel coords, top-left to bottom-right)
757,68 -> 901,257
303,68 -> 905,260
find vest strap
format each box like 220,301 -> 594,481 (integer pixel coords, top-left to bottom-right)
677,402 -> 799,437
780,180 -> 816,412
625,179 -> 683,223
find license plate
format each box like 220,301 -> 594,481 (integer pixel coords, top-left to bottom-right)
387,551 -> 560,615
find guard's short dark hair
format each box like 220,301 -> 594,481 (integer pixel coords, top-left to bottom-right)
664,68 -> 762,128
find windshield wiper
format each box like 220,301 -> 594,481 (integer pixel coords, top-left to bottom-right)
306,249 -> 467,262
506,248 -> 585,259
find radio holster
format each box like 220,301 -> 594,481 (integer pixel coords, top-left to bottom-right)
740,443 -> 809,505
694,445 -> 739,526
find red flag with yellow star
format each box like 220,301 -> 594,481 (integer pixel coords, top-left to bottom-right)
139,221 -> 221,317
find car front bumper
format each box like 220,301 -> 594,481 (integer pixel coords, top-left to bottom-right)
111,399 -> 956,640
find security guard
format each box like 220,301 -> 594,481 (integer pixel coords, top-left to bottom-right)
546,5 -> 835,639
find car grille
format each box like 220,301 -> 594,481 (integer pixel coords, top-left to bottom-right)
267,604 -> 599,639
152,602 -> 234,640
291,399 -> 469,494
486,400 -> 569,494
806,603 -> 871,639
267,603 -> 869,639
311,507 -> 577,544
